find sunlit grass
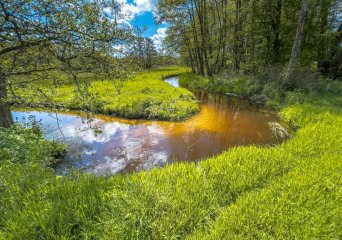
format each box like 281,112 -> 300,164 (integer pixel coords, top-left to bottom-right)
1,83 -> 341,239
11,67 -> 199,121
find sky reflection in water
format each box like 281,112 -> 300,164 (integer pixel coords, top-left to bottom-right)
13,78 -> 282,175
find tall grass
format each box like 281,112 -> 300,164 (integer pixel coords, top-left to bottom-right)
11,67 -> 199,121
1,84 -> 341,238
179,71 -> 331,110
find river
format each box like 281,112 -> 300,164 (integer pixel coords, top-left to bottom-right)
12,76 -> 286,175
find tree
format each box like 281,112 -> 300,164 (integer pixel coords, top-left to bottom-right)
317,1 -> 342,79
286,0 -> 309,86
0,0 -> 130,127
157,0 -> 213,76
158,0 -> 340,79
0,70 -> 13,128
127,37 -> 158,69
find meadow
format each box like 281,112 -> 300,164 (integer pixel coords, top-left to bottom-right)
12,67 -> 199,121
0,78 -> 341,239
1,0 -> 340,238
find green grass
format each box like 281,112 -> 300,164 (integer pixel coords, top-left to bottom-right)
1,85 -> 341,239
12,67 -> 199,121
179,72 -> 333,110
179,72 -> 260,97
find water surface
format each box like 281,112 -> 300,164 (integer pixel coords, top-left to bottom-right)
164,76 -> 180,87
13,77 -> 285,175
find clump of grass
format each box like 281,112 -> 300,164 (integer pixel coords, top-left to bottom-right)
268,121 -> 292,140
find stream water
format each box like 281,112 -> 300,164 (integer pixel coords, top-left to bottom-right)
13,76 -> 286,175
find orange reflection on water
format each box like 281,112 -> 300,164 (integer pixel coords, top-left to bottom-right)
89,91 -> 280,166
13,90 -> 284,175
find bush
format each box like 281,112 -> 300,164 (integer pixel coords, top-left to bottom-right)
179,67 -> 331,110
285,89 -> 306,104
0,125 -> 66,166
326,81 -> 342,94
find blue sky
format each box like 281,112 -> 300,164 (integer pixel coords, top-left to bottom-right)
131,11 -> 166,37
105,0 -> 169,49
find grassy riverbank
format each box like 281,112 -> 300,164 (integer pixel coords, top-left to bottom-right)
1,83 -> 341,239
179,71 -> 335,110
12,67 -> 198,121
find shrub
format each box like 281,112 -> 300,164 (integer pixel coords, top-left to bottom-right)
285,89 -> 306,104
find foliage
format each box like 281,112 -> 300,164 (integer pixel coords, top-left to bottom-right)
179,72 -> 261,96
126,37 -> 158,69
0,125 -> 66,166
0,84 -> 341,239
157,0 -> 341,78
179,70 -> 331,109
11,67 -> 199,121
0,0 -> 133,127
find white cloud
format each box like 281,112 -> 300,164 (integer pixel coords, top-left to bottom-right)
104,0 -> 157,24
150,27 -> 167,51
103,7 -> 111,15
120,0 -> 157,21
104,0 -> 168,53
116,18 -> 132,27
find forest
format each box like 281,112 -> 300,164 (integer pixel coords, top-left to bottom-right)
0,0 -> 341,239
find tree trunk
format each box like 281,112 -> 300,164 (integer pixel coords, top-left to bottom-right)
286,0 -> 309,86
193,0 -> 207,76
202,0 -> 212,76
0,70 -> 14,128
273,0 -> 282,63
189,2 -> 205,75
220,0 -> 228,71
234,0 -> 242,71
317,0 -> 334,76
186,39 -> 196,72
